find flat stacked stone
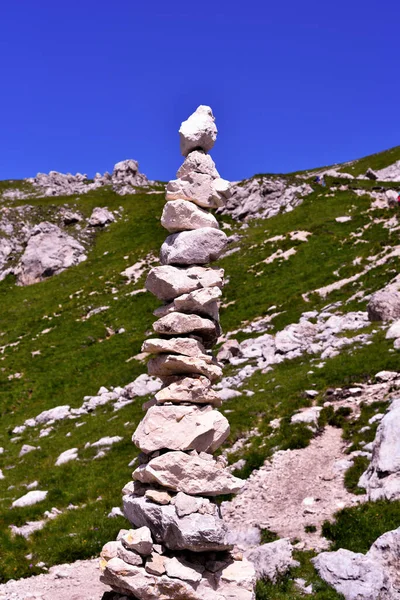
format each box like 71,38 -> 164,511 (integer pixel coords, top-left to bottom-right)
100,106 -> 256,600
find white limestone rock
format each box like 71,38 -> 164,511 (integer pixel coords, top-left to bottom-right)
132,404 -> 230,454
100,557 -> 200,600
15,222 -> 87,286
55,447 -> 78,466
179,105 -> 217,157
358,399 -> 400,500
386,320 -> 400,339
177,150 -> 220,179
133,450 -> 244,496
154,286 -> 221,321
145,552 -> 166,575
120,527 -> 153,555
123,495 -> 232,552
142,337 -> 209,360
146,265 -> 224,301
166,173 -> 229,209
161,199 -> 219,233
368,288 -> 400,322
313,527 -> 400,599
88,207 -> 115,227
12,490 -> 48,508
165,556 -> 203,583
147,354 -> 222,382
160,228 -> 228,266
245,539 -> 298,583
153,312 -> 217,340
155,375 -> 222,407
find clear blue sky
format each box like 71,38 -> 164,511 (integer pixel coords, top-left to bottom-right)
1,0 -> 400,182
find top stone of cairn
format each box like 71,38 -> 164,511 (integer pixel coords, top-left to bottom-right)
179,105 -> 218,157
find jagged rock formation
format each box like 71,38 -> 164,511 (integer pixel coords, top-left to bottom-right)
100,106 -> 256,599
313,527 -> 400,599
14,221 -> 87,286
220,176 -> 313,221
24,159 -> 150,198
358,398 -> 400,501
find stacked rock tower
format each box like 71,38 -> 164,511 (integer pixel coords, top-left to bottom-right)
100,106 -> 256,600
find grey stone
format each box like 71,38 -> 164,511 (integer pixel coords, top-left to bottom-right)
368,289 -> 400,322
160,228 -> 228,266
245,539 -> 298,583
88,207 -> 115,227
152,312 -> 217,345
359,399 -> 400,500
123,495 -> 232,552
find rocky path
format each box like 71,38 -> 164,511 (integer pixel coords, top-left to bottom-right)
222,426 -> 361,550
0,559 -> 107,600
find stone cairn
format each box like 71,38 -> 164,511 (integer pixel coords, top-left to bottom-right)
100,106 -> 256,600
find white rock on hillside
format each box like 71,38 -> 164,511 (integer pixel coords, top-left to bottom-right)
12,490 -> 48,508
245,539 -> 298,583
55,448 -> 78,466
146,265 -> 224,301
179,105 -> 217,157
142,337 -> 209,359
358,399 -> 400,500
147,354 -> 222,382
88,207 -> 115,227
15,222 -> 87,286
313,527 -> 400,599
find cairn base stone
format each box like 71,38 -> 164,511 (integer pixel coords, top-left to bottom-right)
123,495 -> 232,552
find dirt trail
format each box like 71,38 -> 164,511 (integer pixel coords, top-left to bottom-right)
222,426 -> 361,550
0,559 -> 108,600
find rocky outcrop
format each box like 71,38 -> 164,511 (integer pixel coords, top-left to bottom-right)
219,176 -> 313,221
374,161 -> 400,182
313,527 -> 400,599
358,399 -> 400,500
27,159 -> 150,197
15,222 -> 87,285
368,277 -> 400,321
100,106 -> 256,599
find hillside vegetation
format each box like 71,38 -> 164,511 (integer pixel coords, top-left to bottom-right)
1,147 -> 400,598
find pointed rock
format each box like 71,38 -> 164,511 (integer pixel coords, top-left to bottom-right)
179,105 -> 217,157
177,150 -> 219,179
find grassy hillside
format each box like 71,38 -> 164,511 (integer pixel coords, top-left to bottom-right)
0,162 -> 400,597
